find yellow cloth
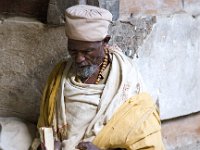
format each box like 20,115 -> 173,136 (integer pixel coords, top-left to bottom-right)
93,93 -> 165,150
37,61 -> 67,128
36,47 -> 165,149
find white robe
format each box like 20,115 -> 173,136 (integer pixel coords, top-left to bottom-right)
54,46 -> 145,150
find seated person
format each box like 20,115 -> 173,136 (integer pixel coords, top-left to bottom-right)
34,5 -> 165,150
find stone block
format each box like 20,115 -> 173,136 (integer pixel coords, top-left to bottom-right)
183,0 -> 200,17
0,17 -> 68,122
47,0 -> 79,25
0,0 -> 49,22
120,0 -> 183,17
137,13 -> 200,119
99,0 -> 120,20
162,112 -> 200,150
109,16 -> 156,58
87,0 -> 99,6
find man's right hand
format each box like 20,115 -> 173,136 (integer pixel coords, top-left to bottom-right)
76,142 -> 100,150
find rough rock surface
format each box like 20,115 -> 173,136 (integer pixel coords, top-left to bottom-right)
0,17 -> 68,122
138,13 -> 200,119
162,112 -> 200,150
109,16 -> 156,58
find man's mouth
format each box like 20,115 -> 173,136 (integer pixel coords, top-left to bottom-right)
77,66 -> 87,69
76,64 -> 90,68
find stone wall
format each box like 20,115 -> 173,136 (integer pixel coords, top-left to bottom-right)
0,0 -> 200,123
0,17 -> 68,122
138,13 -> 200,119
116,0 -> 200,120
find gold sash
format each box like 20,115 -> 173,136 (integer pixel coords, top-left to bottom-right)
93,93 -> 165,150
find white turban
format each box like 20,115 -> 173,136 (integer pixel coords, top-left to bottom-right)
65,5 -> 112,41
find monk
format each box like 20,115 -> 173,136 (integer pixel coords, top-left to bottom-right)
34,5 -> 165,150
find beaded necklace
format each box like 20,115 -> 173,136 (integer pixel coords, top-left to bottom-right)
95,48 -> 109,84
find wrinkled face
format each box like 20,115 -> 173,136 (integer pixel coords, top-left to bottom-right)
68,39 -> 105,79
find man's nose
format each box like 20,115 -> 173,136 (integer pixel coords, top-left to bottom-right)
75,52 -> 85,63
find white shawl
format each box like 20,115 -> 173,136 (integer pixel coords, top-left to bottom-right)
55,46 -> 144,150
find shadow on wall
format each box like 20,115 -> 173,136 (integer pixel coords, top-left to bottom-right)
0,0 -> 49,22
0,20 -> 68,123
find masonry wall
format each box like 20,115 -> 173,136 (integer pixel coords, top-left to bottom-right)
117,0 -> 200,120
118,1 -> 200,149
0,0 -> 200,138
1,0 -> 200,149
0,18 -> 68,121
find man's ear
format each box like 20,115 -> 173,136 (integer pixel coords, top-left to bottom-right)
103,35 -> 111,44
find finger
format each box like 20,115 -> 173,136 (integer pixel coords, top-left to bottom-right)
76,142 -> 90,150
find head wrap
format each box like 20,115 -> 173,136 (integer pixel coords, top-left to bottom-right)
65,5 -> 112,41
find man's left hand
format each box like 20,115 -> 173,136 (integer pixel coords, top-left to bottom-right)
76,142 -> 100,150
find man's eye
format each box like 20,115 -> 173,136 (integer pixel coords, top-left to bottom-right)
84,48 -> 95,53
84,51 -> 92,54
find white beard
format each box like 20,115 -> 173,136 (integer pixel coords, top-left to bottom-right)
76,65 -> 98,79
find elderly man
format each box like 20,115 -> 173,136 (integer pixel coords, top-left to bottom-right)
36,5 -> 164,150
